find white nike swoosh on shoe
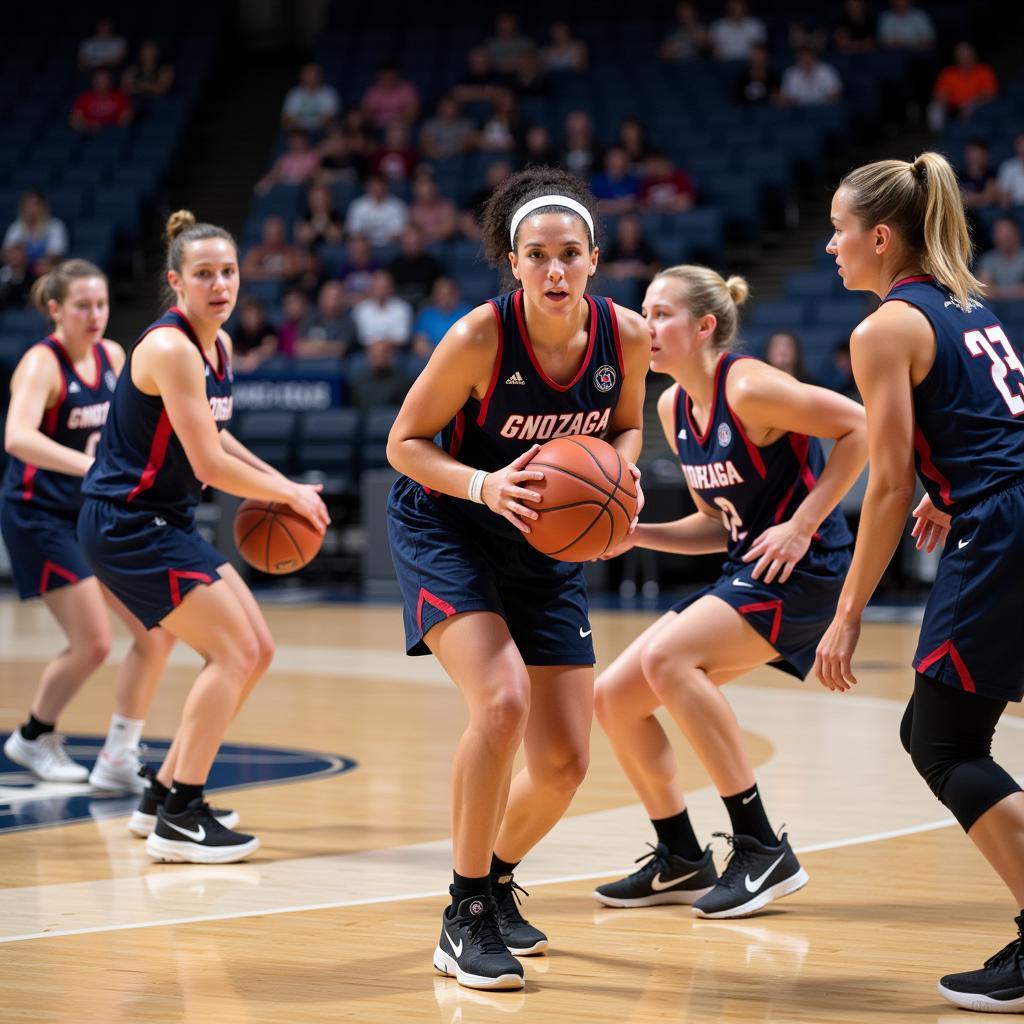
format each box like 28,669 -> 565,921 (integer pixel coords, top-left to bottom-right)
650,869 -> 699,891
164,820 -> 206,842
744,852 -> 787,893
579,627 -> 592,638
444,926 -> 463,957
732,579 -> 754,588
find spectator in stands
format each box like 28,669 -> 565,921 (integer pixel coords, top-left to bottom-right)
282,63 -> 340,134
659,1 -> 708,63
335,234 -> 379,302
833,0 -> 878,54
781,46 -> 843,107
344,174 -> 408,247
295,183 -> 344,251
241,216 -> 311,286
388,226 -> 444,308
640,151 -> 696,213
361,61 -> 420,134
317,124 -> 367,185
997,133 -> 1024,207
591,147 -> 641,214
878,0 -> 935,52
0,244 -> 33,309
764,330 -> 814,383
479,88 -> 526,153
78,18 -> 127,72
459,161 -> 513,239
519,125 -> 558,168
976,217 -> 1024,301
353,270 -> 413,348
297,281 -> 355,359
349,339 -> 418,413
735,43 -> 781,106
232,296 -> 280,372
419,96 -> 477,160
408,173 -> 458,244
485,13 -> 536,74
412,277 -> 471,356
254,130 -> 321,193
371,123 -> 419,183
70,69 -> 134,132
276,288 -> 311,358
709,0 -> 767,62
452,48 -> 505,107
618,118 -> 653,171
602,214 -> 661,283
542,21 -> 588,72
121,41 -> 175,100
960,138 -> 999,211
3,192 -> 68,276
560,110 -> 601,179
928,42 -> 998,133
509,50 -> 551,98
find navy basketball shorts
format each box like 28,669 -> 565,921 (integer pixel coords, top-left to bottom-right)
1,500 -> 94,600
387,476 -> 595,665
670,546 -> 852,679
915,478 -> 1024,702
77,498 -> 224,629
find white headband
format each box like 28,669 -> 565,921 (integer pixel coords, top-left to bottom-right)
509,194 -> 594,247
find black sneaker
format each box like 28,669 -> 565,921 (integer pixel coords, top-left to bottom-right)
594,843 -> 718,908
493,874 -> 548,955
433,894 -> 525,991
938,916 -> 1024,1013
129,766 -> 238,837
145,798 -> 260,864
692,832 -> 808,919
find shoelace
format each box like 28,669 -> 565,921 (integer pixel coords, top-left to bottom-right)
463,899 -> 511,955
38,732 -> 78,765
626,843 -> 674,884
494,878 -> 530,927
983,937 -> 1023,972
712,832 -> 757,888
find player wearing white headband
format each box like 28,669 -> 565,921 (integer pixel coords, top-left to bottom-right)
386,166 -> 651,991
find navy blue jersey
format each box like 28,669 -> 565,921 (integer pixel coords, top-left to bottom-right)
885,275 -> 1024,513
2,336 -> 116,515
83,308 -> 233,527
674,352 -> 852,561
431,289 -> 625,538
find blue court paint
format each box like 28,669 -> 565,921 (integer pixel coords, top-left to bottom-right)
0,737 -> 356,834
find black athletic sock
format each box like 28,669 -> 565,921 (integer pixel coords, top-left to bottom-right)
164,781 -> 204,815
149,775 -> 170,798
652,809 -> 703,861
21,714 -> 55,741
451,871 -> 491,911
722,784 -> 777,846
489,853 -> 519,881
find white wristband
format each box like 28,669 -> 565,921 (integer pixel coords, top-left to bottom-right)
468,470 -> 488,504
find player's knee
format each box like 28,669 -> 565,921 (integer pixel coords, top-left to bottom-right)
254,632 -> 275,678
480,686 -> 530,749
538,746 -> 590,793
641,641 -> 692,701
593,674 -> 623,729
138,626 -> 176,661
220,629 -> 261,685
79,631 -> 112,670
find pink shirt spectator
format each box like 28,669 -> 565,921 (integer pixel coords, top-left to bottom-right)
362,79 -> 420,131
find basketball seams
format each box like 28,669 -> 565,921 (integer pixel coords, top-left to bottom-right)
531,459 -> 635,521
566,436 -> 624,491
235,508 -> 273,551
274,517 -> 310,572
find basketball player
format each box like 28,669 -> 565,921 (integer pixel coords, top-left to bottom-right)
77,211 -> 329,864
386,167 -> 649,990
593,265 -> 866,918
2,260 -> 176,791
816,153 -> 1024,1013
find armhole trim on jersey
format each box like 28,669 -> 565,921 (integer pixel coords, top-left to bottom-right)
606,296 -> 624,372
686,351 -> 726,447
476,300 -> 504,426
913,424 -> 954,507
169,305 -> 225,381
514,289 -> 597,393
721,354 -> 767,479
672,383 -> 683,449
38,341 -> 66,437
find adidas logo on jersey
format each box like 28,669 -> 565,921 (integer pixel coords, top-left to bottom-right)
68,380 -> 82,394
505,371 -> 527,385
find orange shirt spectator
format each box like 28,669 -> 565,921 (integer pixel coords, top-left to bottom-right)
932,43 -> 997,114
70,70 -> 133,131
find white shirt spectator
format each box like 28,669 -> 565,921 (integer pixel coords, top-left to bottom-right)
781,60 -> 843,105
282,84 -> 340,133
79,32 -> 127,70
353,295 -> 413,345
977,247 -> 1024,290
878,7 -> 935,49
998,158 -> 1024,205
3,217 -> 68,258
345,195 -> 408,247
708,16 -> 766,60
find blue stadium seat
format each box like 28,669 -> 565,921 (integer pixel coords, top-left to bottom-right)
0,308 -> 48,337
233,410 -> 298,474
295,408 -> 359,488
786,270 -> 843,300
749,300 -> 808,329
360,406 -> 401,472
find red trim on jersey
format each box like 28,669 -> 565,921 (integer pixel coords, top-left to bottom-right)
39,560 -> 79,594
673,384 -> 683,450
20,464 -> 37,502
889,274 -> 935,292
720,357 -> 767,478
685,352 -> 727,447
126,409 -> 173,502
169,306 -> 226,381
606,296 -> 624,372
913,425 -> 953,506
476,300 -> 505,426
168,569 -> 213,608
738,599 -> 783,644
514,289 -> 597,393
915,640 -> 977,693
416,586 -> 457,632
448,410 -> 466,459
50,335 -> 106,391
772,434 -> 823,538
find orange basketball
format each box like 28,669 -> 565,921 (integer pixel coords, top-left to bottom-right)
525,435 -> 639,562
233,499 -> 323,575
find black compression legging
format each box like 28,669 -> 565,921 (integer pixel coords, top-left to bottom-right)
900,673 -> 1022,832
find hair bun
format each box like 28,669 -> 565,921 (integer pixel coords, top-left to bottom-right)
166,209 -> 197,242
725,275 -> 749,306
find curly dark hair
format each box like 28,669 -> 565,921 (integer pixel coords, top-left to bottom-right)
479,166 -> 598,277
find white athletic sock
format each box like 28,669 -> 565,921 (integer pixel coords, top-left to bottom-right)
103,714 -> 144,756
